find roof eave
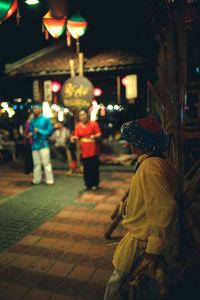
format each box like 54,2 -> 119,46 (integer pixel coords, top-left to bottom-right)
7,63 -> 154,77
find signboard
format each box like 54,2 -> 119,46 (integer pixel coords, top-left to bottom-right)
61,76 -> 94,108
44,80 -> 53,102
33,80 -> 41,102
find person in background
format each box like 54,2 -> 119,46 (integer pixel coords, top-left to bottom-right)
0,129 -> 16,162
71,109 -> 102,191
50,121 -> 70,161
28,104 -> 54,186
104,116 -> 178,300
11,127 -> 24,159
23,112 -> 34,174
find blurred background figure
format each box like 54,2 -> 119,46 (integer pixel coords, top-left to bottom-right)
11,127 -> 24,160
71,109 -> 102,191
0,129 -> 16,163
50,121 -> 70,161
23,112 -> 34,174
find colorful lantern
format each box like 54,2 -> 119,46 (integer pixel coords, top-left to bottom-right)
0,0 -> 18,23
67,14 -> 87,39
42,10 -> 67,39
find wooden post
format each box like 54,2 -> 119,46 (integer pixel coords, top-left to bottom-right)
117,76 -> 121,105
176,0 -> 187,201
69,59 -> 75,77
79,53 -> 84,77
76,38 -> 80,54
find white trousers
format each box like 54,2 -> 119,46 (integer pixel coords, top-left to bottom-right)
32,148 -> 54,184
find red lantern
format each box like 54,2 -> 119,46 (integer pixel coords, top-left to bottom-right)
0,0 -> 19,24
51,81 -> 61,104
93,88 -> 102,97
121,76 -> 128,86
51,81 -> 61,93
42,10 -> 67,39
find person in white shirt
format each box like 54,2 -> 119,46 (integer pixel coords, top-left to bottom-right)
50,122 -> 70,161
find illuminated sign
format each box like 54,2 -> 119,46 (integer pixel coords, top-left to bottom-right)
61,76 -> 94,108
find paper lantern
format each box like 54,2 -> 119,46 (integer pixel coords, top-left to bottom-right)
0,0 -> 17,23
67,14 -> 87,39
25,0 -> 39,5
121,76 -> 128,86
125,74 -> 138,100
51,81 -> 61,93
93,88 -> 102,97
42,10 -> 66,39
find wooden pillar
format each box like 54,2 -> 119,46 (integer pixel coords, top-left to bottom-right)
69,59 -> 75,77
79,53 -> 84,77
176,0 -> 187,199
117,76 -> 121,105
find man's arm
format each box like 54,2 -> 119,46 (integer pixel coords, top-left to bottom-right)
37,118 -> 53,137
141,169 -> 178,255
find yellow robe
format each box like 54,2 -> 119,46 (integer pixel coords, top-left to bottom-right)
113,153 -> 178,273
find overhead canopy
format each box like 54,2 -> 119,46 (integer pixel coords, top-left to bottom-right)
4,40 -> 155,77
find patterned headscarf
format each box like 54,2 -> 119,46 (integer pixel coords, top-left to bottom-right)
120,116 -> 169,153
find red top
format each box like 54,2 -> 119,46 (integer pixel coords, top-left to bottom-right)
74,120 -> 101,158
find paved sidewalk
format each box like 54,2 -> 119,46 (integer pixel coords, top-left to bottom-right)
0,162 -> 132,300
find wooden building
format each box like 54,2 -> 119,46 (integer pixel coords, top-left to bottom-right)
1,39 -> 155,108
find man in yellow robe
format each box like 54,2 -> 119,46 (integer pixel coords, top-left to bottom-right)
104,116 -> 178,300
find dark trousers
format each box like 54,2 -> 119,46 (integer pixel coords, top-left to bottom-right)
24,142 -> 33,174
82,155 -> 99,188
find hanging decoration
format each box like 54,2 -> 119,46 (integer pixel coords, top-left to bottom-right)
67,13 -> 88,52
25,0 -> 39,5
0,0 -> 20,24
121,76 -> 128,86
93,88 -> 102,97
125,74 -> 138,104
42,10 -> 67,39
51,81 -> 61,104
67,14 -> 87,39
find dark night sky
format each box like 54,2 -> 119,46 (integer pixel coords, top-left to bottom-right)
0,0 -> 158,67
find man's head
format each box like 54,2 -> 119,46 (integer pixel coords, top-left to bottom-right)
56,122 -> 64,129
121,116 -> 169,155
32,104 -> 42,117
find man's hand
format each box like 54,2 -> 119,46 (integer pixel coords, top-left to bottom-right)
34,128 -> 39,133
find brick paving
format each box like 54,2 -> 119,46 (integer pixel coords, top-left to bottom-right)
0,161 -> 132,300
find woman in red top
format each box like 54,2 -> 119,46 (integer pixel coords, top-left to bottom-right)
71,109 -> 102,191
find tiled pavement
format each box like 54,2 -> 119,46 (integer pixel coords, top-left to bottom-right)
0,162 -> 132,300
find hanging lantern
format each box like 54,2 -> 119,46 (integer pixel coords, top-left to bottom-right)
42,10 -> 67,39
51,81 -> 61,104
0,0 -> 18,23
25,0 -> 39,5
125,74 -> 138,102
51,81 -> 61,93
93,88 -> 102,97
121,76 -> 128,86
67,14 -> 87,39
